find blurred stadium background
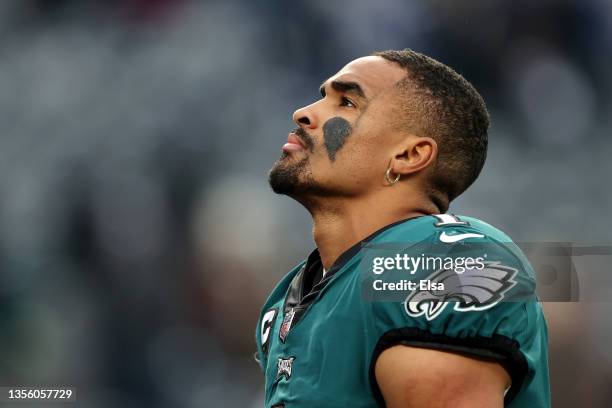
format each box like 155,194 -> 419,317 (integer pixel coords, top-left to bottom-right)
0,0 -> 610,406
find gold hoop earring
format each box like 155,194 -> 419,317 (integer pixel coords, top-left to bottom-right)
385,166 -> 401,185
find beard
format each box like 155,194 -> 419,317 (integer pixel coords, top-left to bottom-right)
268,154 -> 336,200
269,127 -> 318,195
268,153 -> 312,195
269,127 -> 337,198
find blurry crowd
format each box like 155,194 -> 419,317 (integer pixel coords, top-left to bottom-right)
0,0 -> 610,406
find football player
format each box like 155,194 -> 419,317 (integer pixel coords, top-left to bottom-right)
256,49 -> 549,407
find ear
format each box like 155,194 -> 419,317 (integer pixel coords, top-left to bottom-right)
390,136 -> 438,176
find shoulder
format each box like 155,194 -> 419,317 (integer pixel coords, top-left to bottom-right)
371,214 -> 528,267
365,213 -> 539,329
376,214 -> 515,241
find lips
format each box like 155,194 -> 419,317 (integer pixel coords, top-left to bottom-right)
282,132 -> 307,153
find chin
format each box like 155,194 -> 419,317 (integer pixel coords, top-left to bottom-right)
268,154 -> 331,201
268,162 -> 300,195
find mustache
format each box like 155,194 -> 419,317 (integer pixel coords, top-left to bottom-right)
292,127 -> 315,151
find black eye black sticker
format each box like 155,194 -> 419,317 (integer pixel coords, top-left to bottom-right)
323,116 -> 353,161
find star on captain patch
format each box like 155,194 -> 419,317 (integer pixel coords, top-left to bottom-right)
277,357 -> 295,381
279,308 -> 295,343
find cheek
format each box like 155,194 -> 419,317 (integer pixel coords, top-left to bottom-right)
333,142 -> 384,187
315,113 -> 389,185
346,124 -> 390,180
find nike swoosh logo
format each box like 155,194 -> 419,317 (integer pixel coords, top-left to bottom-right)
439,231 -> 485,243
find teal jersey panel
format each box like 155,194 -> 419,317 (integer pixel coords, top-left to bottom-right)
255,215 -> 550,408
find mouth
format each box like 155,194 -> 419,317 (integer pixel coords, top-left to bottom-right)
282,132 -> 307,153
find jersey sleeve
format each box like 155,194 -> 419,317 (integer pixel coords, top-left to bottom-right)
364,218 -> 547,405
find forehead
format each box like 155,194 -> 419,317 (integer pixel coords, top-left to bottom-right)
325,56 -> 406,99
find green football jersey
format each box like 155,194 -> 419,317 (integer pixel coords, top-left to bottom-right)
255,214 -> 550,407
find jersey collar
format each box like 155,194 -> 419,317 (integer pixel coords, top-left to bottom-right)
284,215 -> 426,314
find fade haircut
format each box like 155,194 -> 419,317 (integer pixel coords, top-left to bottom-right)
372,49 -> 489,210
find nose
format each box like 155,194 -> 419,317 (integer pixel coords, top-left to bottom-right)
292,103 -> 317,129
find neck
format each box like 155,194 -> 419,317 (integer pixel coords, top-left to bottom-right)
309,192 -> 437,270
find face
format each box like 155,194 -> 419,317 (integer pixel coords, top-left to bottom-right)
269,56 -> 407,202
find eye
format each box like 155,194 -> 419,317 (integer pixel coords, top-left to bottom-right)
340,96 -> 356,108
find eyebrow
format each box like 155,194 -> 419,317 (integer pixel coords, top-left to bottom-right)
319,80 -> 367,99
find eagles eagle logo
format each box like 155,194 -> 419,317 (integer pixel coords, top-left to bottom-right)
405,262 -> 518,321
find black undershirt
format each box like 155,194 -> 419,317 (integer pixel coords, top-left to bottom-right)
300,258 -> 324,299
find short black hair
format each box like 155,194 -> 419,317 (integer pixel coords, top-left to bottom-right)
373,49 -> 489,209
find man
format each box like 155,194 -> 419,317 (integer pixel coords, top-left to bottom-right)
255,49 -> 550,407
